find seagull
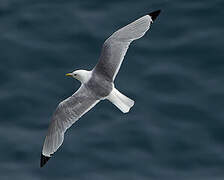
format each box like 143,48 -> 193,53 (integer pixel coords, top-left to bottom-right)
40,10 -> 161,167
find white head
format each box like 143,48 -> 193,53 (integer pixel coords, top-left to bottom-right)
66,70 -> 91,84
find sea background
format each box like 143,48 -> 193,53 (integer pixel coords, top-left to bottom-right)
0,0 -> 224,179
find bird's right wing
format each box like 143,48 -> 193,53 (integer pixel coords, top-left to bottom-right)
41,85 -> 99,167
93,10 -> 161,82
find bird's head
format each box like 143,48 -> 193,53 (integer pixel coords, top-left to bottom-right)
66,70 -> 91,84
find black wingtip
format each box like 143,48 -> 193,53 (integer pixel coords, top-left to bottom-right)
40,153 -> 51,168
148,10 -> 161,21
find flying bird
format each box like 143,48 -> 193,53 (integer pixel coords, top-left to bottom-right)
40,10 -> 161,167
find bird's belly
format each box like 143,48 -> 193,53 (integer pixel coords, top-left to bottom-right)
86,77 -> 113,99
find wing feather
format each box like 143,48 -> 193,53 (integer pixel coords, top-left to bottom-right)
93,13 -> 156,81
41,85 -> 99,167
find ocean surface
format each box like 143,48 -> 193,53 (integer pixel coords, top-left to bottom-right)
0,0 -> 224,179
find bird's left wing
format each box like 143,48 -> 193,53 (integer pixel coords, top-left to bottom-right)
93,10 -> 161,82
41,85 -> 99,167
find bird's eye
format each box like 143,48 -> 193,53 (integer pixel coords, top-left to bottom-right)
74,74 -> 77,76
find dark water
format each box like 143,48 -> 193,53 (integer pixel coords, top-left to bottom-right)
1,0 -> 224,179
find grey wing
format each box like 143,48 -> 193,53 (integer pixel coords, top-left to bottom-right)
93,10 -> 161,82
41,85 -> 99,167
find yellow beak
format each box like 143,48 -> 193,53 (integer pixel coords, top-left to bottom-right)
65,73 -> 73,77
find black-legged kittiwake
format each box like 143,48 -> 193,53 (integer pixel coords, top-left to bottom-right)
40,10 -> 161,167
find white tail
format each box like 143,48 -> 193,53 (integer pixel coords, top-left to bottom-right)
107,88 -> 134,113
